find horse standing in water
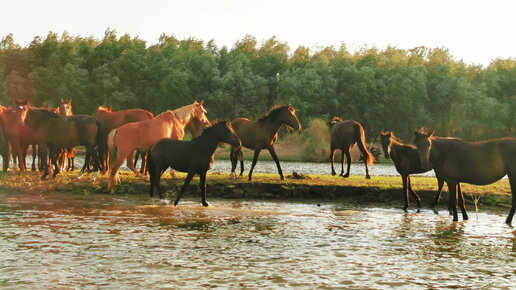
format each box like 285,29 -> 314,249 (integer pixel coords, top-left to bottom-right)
23,107 -> 105,180
329,117 -> 373,179
414,131 -> 516,224
107,101 -> 209,191
57,99 -> 76,171
148,121 -> 241,205
95,105 -> 154,172
230,105 -> 301,181
380,131 -> 460,212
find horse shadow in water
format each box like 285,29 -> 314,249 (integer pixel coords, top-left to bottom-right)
414,131 -> 516,224
23,108 -> 106,180
380,131 -> 465,214
148,121 -> 241,206
329,117 -> 373,179
230,105 -> 301,181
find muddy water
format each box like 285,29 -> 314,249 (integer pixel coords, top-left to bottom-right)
1,190 -> 515,288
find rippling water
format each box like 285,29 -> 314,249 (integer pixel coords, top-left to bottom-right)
1,190 -> 515,288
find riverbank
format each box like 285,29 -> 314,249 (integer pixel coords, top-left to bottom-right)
0,170 -> 511,211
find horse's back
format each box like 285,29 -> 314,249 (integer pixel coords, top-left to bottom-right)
114,118 -> 172,152
330,120 -> 359,149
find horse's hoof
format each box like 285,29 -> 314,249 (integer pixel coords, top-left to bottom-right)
342,174 -> 349,178
366,175 -> 371,179
403,208 -> 408,213
230,173 -> 236,179
280,176 -> 285,181
416,209 -> 421,213
331,171 -> 336,176
202,202 -> 209,207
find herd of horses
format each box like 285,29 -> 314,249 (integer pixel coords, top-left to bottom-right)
0,99 -> 514,224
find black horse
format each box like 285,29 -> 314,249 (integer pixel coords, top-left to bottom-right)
23,108 -> 105,180
148,121 -> 241,206
414,131 -> 516,223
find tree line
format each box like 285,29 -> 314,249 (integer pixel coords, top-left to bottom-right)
1,29 -> 514,142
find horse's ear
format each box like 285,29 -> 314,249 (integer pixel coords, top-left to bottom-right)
200,100 -> 203,106
61,98 -> 64,103
429,130 -> 435,138
387,132 -> 392,138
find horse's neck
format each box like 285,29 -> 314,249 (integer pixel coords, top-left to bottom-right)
261,117 -> 284,138
388,138 -> 404,155
195,132 -> 220,156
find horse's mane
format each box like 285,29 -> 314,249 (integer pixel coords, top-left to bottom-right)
157,103 -> 197,119
331,116 -> 343,123
191,121 -> 227,140
258,105 -> 290,122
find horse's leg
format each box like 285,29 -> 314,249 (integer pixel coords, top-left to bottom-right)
342,150 -> 351,178
40,145 -> 49,180
127,150 -> 145,179
238,149 -> 244,177
268,146 -> 284,180
430,178 -> 444,209
402,175 -> 409,212
363,150 -> 371,179
30,144 -> 36,171
140,153 -> 147,175
174,171 -> 195,206
330,148 -> 336,176
448,182 -> 459,222
407,176 -> 421,212
339,150 -> 345,176
248,149 -> 261,181
505,175 -> 515,224
199,171 -> 209,206
50,147 -> 61,179
456,183 -> 468,220
108,152 -> 126,191
230,147 -> 237,178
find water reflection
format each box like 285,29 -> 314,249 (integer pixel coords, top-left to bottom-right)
0,191 -> 515,288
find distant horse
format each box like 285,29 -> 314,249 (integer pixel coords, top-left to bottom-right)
380,131 -> 456,212
57,99 -> 76,171
95,105 -> 154,172
414,131 -> 516,224
23,108 -> 105,180
230,105 -> 301,181
148,121 -> 241,205
0,102 -> 37,171
329,117 -> 373,179
107,101 -> 209,190
0,106 -> 11,171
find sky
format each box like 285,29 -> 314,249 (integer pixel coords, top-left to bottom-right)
1,0 -> 515,67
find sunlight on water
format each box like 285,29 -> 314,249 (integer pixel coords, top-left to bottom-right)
0,190 -> 515,288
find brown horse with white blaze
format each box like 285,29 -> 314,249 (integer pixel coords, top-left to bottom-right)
107,101 -> 209,191
330,117 -> 373,179
414,131 -> 516,224
230,105 -> 301,181
57,98 -> 76,171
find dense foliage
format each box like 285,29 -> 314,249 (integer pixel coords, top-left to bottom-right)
1,30 -> 514,141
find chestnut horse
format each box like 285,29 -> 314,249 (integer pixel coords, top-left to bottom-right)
329,117 -> 373,179
380,131 -> 461,212
148,121 -> 241,205
230,105 -> 301,181
414,131 -> 516,224
23,107 -> 105,180
95,105 -> 154,172
57,99 -> 76,171
0,102 -> 37,171
107,101 -> 209,190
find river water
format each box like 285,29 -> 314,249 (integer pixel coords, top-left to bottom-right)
1,190 -> 515,288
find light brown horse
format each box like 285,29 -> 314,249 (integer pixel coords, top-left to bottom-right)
107,101 -> 209,190
230,105 -> 301,181
95,105 -> 154,172
414,131 -> 516,224
57,99 -> 76,171
329,117 -> 373,179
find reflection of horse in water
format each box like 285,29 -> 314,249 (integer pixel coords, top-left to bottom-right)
107,101 -> 209,191
414,131 -> 516,224
23,107 -> 105,180
148,121 -> 241,206
95,105 -> 154,172
329,117 -> 373,179
230,105 -> 301,181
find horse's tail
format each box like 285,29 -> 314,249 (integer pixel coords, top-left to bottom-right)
354,122 -> 374,165
107,129 -> 118,167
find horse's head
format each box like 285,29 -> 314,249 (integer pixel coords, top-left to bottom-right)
217,121 -> 241,149
282,105 -> 301,131
15,99 -> 29,107
59,98 -> 73,117
14,103 -> 29,126
329,116 -> 342,129
414,129 -> 435,171
192,100 -> 209,126
380,132 -> 392,159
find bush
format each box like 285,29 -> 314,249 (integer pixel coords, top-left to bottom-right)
301,118 -> 330,162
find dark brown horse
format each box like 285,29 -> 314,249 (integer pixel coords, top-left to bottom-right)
23,108 -> 106,180
414,131 -> 516,224
330,117 -> 373,179
148,121 -> 241,205
380,132 -> 455,212
57,99 -> 76,171
230,105 -> 301,181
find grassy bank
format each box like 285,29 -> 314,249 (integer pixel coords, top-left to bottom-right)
0,170 -> 511,211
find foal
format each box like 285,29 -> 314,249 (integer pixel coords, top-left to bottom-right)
148,121 -> 241,206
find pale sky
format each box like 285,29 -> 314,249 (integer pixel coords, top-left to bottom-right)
1,0 -> 515,66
